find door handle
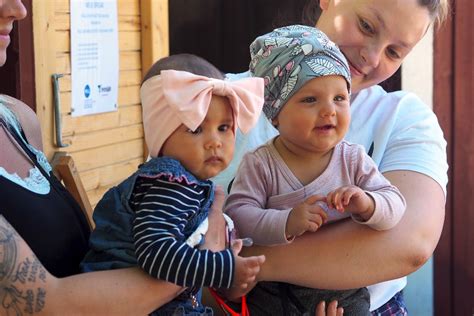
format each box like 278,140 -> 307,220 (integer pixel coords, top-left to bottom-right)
52,73 -> 69,148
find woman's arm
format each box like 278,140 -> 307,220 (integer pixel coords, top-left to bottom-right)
244,170 -> 445,289
0,188 -> 230,315
0,214 -> 182,316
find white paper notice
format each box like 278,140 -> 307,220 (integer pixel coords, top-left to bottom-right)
70,0 -> 119,117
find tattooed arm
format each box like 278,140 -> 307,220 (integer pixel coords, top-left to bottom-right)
0,215 -> 182,316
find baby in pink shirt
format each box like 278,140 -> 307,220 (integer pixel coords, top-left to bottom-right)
225,25 -> 406,316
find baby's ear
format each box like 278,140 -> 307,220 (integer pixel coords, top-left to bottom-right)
319,0 -> 330,10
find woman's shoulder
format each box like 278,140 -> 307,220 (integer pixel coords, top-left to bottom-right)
351,85 -> 437,131
0,95 -> 43,150
354,85 -> 430,112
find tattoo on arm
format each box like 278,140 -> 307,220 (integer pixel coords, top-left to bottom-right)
0,215 -> 47,315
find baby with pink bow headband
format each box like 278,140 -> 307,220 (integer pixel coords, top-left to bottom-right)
81,54 -> 266,316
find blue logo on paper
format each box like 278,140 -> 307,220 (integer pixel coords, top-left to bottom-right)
84,84 -> 91,98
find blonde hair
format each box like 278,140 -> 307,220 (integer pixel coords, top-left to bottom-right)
420,0 -> 450,27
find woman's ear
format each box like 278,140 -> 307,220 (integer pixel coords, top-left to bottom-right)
319,0 -> 330,11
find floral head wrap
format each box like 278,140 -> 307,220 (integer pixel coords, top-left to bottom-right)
250,25 -> 351,120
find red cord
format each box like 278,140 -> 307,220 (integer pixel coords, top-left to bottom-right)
208,288 -> 249,316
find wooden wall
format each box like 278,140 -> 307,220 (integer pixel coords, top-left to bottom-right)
33,0 -> 168,210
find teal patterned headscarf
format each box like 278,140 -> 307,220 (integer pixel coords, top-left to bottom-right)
250,25 -> 351,120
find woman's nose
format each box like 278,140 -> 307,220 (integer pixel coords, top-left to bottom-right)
361,44 -> 383,69
1,0 -> 27,20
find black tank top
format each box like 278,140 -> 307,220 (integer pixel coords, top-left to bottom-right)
0,119 -> 91,277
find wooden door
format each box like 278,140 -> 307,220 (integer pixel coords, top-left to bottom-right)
434,0 -> 474,315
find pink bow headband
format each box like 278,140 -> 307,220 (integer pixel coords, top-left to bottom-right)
141,70 -> 264,157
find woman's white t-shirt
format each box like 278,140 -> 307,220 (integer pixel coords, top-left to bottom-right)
215,72 -> 448,310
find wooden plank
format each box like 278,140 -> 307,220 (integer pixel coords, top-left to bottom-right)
33,1 -> 57,159
51,152 -> 94,229
61,124 -> 144,153
62,104 -> 143,135
55,51 -> 141,73
87,184 -> 118,209
59,85 -> 140,114
71,139 -> 144,172
55,13 -> 141,31
141,0 -> 169,74
55,30 -> 141,53
80,157 -> 143,191
58,69 -> 142,92
55,0 -> 140,15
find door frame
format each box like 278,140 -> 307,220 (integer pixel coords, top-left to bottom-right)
433,0 -> 474,315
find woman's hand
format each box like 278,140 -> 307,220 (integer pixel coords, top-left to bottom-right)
315,301 -> 344,316
201,185 -> 227,252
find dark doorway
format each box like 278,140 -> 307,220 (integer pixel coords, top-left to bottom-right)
0,0 -> 35,111
169,0 -> 400,91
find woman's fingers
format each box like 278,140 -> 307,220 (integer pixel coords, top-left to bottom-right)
315,301 -> 344,316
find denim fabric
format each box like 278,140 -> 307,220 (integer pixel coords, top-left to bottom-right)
246,282 -> 370,316
151,290 -> 214,316
81,156 -> 214,272
371,291 -> 408,316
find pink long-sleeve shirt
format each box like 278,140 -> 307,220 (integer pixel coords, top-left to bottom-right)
225,139 -> 406,246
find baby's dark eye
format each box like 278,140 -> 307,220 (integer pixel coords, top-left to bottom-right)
219,124 -> 231,132
302,97 -> 317,103
187,126 -> 202,134
334,95 -> 346,102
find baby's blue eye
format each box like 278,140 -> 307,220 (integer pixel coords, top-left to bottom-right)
334,95 -> 346,102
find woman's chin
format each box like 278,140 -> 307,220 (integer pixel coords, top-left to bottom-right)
0,53 -> 6,67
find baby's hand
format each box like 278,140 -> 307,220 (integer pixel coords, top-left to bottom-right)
231,239 -> 265,291
286,195 -> 327,238
326,185 -> 375,221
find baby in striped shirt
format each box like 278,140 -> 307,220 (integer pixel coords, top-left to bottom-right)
81,54 -> 265,315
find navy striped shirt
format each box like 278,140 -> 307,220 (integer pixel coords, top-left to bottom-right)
130,175 -> 234,288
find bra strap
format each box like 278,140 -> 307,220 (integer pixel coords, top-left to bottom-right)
0,118 -> 51,180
